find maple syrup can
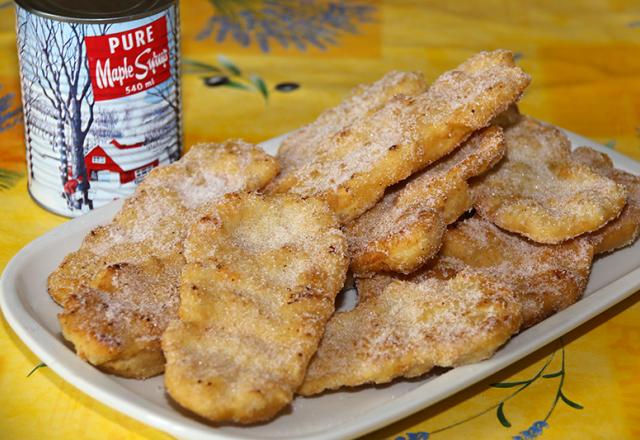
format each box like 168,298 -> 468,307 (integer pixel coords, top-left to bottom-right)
15,0 -> 181,216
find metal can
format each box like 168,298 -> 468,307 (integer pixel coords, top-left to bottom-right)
15,0 -> 182,217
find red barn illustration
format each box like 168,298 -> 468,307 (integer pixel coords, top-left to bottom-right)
84,139 -> 158,185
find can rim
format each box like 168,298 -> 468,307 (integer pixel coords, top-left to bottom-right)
14,0 -> 176,24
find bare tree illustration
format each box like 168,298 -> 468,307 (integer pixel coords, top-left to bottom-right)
23,12 -> 110,210
147,8 -> 182,161
17,18 -> 38,178
25,14 -> 68,198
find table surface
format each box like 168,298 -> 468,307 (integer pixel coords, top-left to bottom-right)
1,1 -> 639,439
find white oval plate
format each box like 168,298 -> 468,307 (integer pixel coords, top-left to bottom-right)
2,129 -> 640,440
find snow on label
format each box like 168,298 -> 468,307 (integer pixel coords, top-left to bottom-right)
85,17 -> 171,101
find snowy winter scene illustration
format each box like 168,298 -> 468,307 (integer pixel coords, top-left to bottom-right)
16,5 -> 181,216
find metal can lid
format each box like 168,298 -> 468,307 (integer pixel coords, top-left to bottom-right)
14,0 -> 176,23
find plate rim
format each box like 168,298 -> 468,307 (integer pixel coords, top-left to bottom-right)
2,127 -> 640,440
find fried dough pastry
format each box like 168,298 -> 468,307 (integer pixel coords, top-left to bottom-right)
269,50 -> 530,222
58,257 -> 182,378
50,141 -> 279,378
405,216 -> 595,328
299,270 -> 521,396
571,147 -> 640,254
278,70 -> 427,172
346,125 -> 505,276
472,117 -> 627,243
307,216 -> 593,393
47,186 -> 187,307
162,193 -> 348,423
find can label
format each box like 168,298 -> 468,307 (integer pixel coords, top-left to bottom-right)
85,17 -> 171,101
16,5 -> 181,217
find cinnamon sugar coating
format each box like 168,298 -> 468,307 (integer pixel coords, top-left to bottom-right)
346,125 -> 505,276
270,50 -> 530,223
162,193 -> 348,423
50,141 -> 279,378
472,117 -> 627,244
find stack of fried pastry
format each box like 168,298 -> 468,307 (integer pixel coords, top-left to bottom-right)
48,50 -> 640,424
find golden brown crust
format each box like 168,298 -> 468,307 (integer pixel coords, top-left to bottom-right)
346,126 -> 505,276
277,70 -> 428,173
50,141 -> 279,378
162,193 -> 348,423
269,50 -> 530,223
472,117 -> 627,243
571,147 -> 640,254
58,257 -> 182,378
299,270 -> 522,396
419,216 -> 595,328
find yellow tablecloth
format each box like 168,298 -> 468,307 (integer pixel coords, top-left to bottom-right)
1,1 -> 639,438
